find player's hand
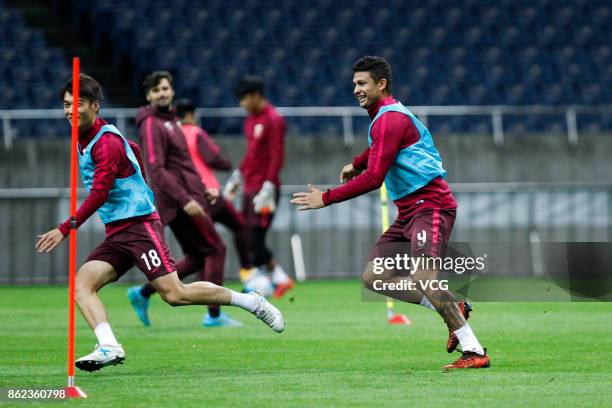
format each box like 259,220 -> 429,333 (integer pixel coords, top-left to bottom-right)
291,184 -> 325,211
223,169 -> 242,200
340,163 -> 361,183
36,228 -> 65,253
183,199 -> 205,217
253,181 -> 276,214
205,188 -> 219,205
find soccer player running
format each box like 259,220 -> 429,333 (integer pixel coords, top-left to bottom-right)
127,71 -> 241,328
223,76 -> 293,298
36,74 -> 283,372
291,56 -> 490,369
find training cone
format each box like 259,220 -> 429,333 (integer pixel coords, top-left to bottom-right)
64,386 -> 87,398
388,314 -> 411,325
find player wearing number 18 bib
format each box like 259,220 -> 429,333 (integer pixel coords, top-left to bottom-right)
36,75 -> 285,373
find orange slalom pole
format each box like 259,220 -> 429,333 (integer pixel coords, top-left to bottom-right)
64,57 -> 86,398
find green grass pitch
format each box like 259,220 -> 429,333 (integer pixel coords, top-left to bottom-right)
1,281 -> 611,407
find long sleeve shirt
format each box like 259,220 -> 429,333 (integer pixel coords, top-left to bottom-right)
181,123 -> 231,190
196,127 -> 232,171
136,105 -> 208,224
239,102 -> 285,193
322,96 -> 457,220
58,117 -> 158,237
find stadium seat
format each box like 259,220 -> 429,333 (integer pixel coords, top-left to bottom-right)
2,0 -> 612,136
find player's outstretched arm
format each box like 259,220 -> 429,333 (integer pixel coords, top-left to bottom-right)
291,184 -> 325,211
35,228 -> 65,252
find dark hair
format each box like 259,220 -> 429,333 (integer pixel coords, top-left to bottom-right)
142,70 -> 174,93
175,99 -> 195,119
352,56 -> 393,93
234,75 -> 264,99
58,73 -> 103,104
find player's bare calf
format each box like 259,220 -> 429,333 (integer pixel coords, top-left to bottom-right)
152,272 -> 284,332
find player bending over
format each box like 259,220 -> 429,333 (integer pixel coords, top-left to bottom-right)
128,71 -> 242,326
291,56 -> 489,369
223,76 -> 293,298
36,74 -> 284,372
128,71 -> 241,328
177,99 -> 252,277
129,98 -> 253,327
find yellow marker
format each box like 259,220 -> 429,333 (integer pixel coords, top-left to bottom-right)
381,184 -> 411,324
380,184 -> 395,319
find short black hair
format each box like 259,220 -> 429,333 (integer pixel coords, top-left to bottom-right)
352,56 -> 393,93
143,70 -> 174,93
58,73 -> 103,104
235,76 -> 264,99
175,99 -> 195,119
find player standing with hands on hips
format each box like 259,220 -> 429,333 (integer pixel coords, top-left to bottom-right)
224,76 -> 294,298
36,74 -> 284,372
291,56 -> 490,369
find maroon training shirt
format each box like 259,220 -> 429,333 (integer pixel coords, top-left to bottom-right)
322,96 -> 457,220
58,117 -> 159,237
194,127 -> 232,171
136,105 -> 209,224
239,102 -> 285,193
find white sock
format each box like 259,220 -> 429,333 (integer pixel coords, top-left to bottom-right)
271,264 -> 290,285
94,322 -> 120,347
453,323 -> 484,355
419,296 -> 437,312
230,290 -> 259,313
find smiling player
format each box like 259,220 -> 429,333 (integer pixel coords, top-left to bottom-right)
36,74 -> 284,372
291,56 -> 489,369
128,71 -> 243,328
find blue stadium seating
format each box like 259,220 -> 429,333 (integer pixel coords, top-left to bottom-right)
1,0 -> 612,136
0,5 -> 68,113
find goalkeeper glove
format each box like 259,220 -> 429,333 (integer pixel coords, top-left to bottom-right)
223,169 -> 242,198
253,181 -> 276,214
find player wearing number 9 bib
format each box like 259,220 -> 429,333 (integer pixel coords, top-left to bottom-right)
290,57 -> 489,370
36,74 -> 285,373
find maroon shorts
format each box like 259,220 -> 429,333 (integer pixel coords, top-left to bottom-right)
368,208 -> 456,262
241,188 -> 280,229
86,219 -> 176,281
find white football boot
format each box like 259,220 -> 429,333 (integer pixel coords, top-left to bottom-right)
252,293 -> 285,333
75,344 -> 125,372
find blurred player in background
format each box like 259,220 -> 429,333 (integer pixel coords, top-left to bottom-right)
36,74 -> 284,372
129,71 -> 241,327
174,98 -> 252,278
224,76 -> 294,298
291,56 -> 490,369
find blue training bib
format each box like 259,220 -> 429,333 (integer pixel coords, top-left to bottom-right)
368,102 -> 447,201
78,124 -> 156,224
